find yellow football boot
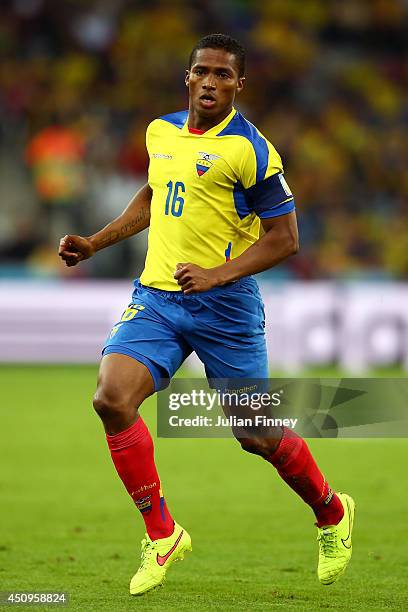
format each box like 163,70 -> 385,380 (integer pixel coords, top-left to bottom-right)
317,493 -> 355,585
130,522 -> 192,595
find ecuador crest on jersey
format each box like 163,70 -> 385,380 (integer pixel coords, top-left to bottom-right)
196,152 -> 220,177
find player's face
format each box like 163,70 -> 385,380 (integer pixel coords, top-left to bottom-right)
185,48 -> 245,124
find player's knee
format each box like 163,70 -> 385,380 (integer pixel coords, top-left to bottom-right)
92,387 -> 133,423
238,436 -> 281,458
239,437 -> 267,457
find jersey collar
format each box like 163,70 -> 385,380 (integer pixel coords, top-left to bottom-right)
182,107 -> 237,137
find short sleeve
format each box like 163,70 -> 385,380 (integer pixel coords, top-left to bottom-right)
145,121 -> 154,155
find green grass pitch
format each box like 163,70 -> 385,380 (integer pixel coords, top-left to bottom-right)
1,365 -> 407,611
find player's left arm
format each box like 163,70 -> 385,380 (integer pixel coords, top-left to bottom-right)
174,211 -> 298,294
217,210 -> 299,282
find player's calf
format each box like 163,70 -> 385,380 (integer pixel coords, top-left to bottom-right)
93,354 -> 175,544
238,427 -> 345,529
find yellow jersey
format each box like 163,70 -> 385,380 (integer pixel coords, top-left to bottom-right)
140,107 -> 295,290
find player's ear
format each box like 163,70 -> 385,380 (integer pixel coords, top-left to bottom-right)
185,69 -> 190,87
236,77 -> 245,94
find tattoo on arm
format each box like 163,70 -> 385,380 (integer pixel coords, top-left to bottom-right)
94,231 -> 119,250
119,207 -> 150,237
92,203 -> 151,252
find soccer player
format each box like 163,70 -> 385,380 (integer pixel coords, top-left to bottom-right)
59,34 -> 355,596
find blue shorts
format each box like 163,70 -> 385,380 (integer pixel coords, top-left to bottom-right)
103,276 -> 268,391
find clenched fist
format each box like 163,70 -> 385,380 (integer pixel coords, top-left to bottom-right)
58,235 -> 95,267
174,263 -> 221,294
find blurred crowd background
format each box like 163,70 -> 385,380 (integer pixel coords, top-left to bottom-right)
0,0 -> 407,281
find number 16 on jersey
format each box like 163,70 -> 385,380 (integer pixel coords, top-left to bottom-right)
165,181 -> 185,217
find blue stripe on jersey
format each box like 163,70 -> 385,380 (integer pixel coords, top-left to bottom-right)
246,172 -> 295,217
159,110 -> 188,129
233,181 -> 252,219
216,111 -> 269,183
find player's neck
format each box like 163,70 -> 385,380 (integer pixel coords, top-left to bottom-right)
187,105 -> 234,132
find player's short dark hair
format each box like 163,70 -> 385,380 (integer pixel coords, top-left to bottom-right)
189,34 -> 246,77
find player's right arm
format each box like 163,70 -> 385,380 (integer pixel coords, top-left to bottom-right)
59,182 -> 152,267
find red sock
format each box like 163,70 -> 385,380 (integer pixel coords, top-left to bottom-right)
268,427 -> 344,527
106,418 -> 174,540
